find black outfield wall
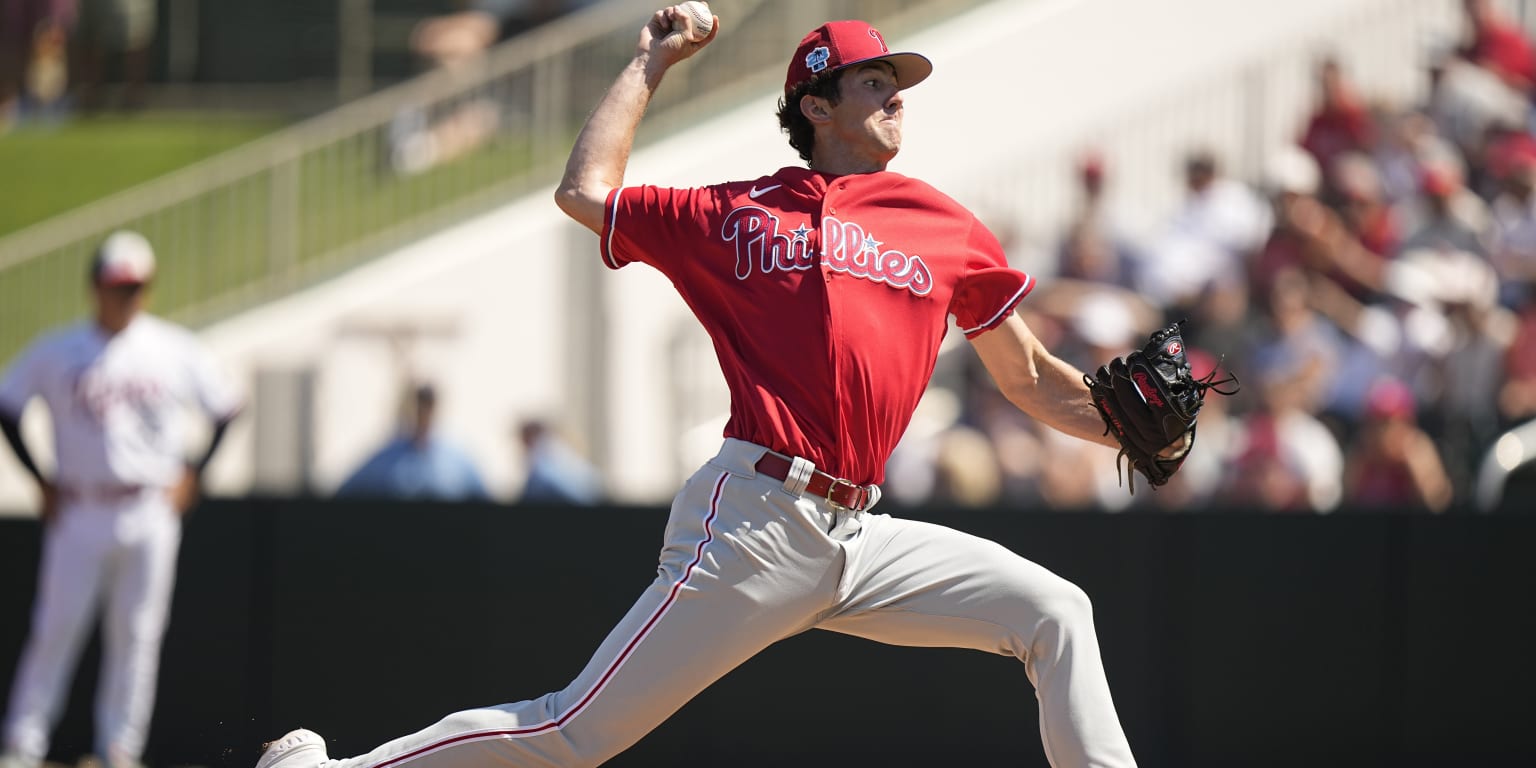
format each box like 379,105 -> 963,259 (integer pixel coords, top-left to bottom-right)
1,501 -> 1532,768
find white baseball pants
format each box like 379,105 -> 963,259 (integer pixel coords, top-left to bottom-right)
3,490 -> 181,766
313,438 -> 1137,768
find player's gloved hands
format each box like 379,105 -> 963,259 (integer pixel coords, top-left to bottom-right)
1084,321 -> 1239,492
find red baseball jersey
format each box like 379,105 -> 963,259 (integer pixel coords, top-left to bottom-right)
602,166 -> 1032,484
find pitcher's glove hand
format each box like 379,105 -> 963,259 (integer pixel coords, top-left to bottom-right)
1084,321 -> 1239,491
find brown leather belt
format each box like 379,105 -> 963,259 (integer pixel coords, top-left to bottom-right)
754,452 -> 873,511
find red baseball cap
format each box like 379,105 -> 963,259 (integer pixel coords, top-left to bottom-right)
784,20 -> 932,97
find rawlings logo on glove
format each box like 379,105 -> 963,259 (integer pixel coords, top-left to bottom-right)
1084,320 -> 1239,492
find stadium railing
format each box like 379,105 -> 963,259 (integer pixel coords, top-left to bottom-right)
0,0 -> 993,366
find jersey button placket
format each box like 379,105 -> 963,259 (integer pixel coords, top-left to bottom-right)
824,182 -> 849,282
818,182 -> 846,469
823,188 -> 835,282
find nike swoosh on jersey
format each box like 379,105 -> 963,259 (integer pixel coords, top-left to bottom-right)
748,184 -> 782,199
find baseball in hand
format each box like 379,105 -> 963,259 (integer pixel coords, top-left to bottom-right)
674,1 -> 715,42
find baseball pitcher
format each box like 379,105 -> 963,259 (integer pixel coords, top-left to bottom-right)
259,6 -> 1227,768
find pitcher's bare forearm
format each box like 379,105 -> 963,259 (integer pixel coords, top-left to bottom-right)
555,55 -> 663,233
970,313 -> 1118,450
555,7 -> 719,233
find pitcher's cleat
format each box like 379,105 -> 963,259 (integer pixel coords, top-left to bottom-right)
256,729 -> 327,768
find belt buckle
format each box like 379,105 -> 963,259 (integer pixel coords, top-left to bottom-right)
825,477 -> 864,511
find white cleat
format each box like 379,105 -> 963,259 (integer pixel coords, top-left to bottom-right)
256,729 -> 328,768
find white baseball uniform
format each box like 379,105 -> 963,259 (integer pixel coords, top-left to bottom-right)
0,313 -> 241,767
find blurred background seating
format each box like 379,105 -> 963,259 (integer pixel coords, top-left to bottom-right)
3,0 -> 1536,514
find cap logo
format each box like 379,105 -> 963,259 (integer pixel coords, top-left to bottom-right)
868,28 -> 888,52
806,46 -> 831,73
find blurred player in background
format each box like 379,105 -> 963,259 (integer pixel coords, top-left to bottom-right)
0,231 -> 241,768
258,6 -> 1148,768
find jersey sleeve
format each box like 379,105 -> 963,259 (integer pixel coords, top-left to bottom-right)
949,217 -> 1035,339
0,340 -> 46,416
600,184 -> 715,275
186,337 -> 243,420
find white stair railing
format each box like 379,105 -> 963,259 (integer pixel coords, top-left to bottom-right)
0,0 -> 993,366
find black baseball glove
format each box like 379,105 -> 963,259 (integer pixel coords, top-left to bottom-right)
1084,321 -> 1238,491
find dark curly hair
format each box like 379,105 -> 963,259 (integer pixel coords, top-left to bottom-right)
776,69 -> 845,166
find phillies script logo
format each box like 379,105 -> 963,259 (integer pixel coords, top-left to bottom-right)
720,206 -> 932,296
1132,371 -> 1165,407
72,367 -> 167,423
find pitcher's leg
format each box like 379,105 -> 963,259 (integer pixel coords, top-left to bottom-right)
818,515 -> 1136,768
322,581 -> 787,768
317,468 -> 841,768
3,509 -> 111,761
96,501 -> 181,764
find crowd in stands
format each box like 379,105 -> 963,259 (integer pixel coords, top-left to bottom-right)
365,0 -> 1536,514
8,1 -> 1533,514
0,0 -> 158,124
333,381 -> 604,505
888,0 -> 1536,513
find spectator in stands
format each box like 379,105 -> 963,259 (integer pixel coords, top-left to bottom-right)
1372,109 -> 1461,207
1253,144 -> 1324,286
1137,149 -> 1271,311
1459,0 -> 1536,92
886,387 -> 1010,509
515,418 -> 603,505
1472,119 -> 1536,199
1344,378 -> 1453,512
411,0 -> 604,66
336,383 -> 490,501
1179,275 -> 1252,396
0,0 -> 73,129
1398,158 -> 1493,258
1331,152 -> 1401,260
1254,146 -> 1388,306
1489,153 -> 1536,306
960,352 -> 1050,508
1250,266 -> 1346,420
1422,46 -> 1527,166
884,388 -> 957,507
410,2 -> 504,70
1434,257 -> 1508,496
396,1 -> 596,175
1300,56 -> 1376,183
1499,282 -> 1536,426
928,424 -> 1004,508
72,0 -> 155,112
1223,340 -> 1346,514
1056,150 -> 1138,289
1327,151 -> 1401,298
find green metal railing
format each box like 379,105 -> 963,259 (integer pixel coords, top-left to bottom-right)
0,0 -> 992,366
